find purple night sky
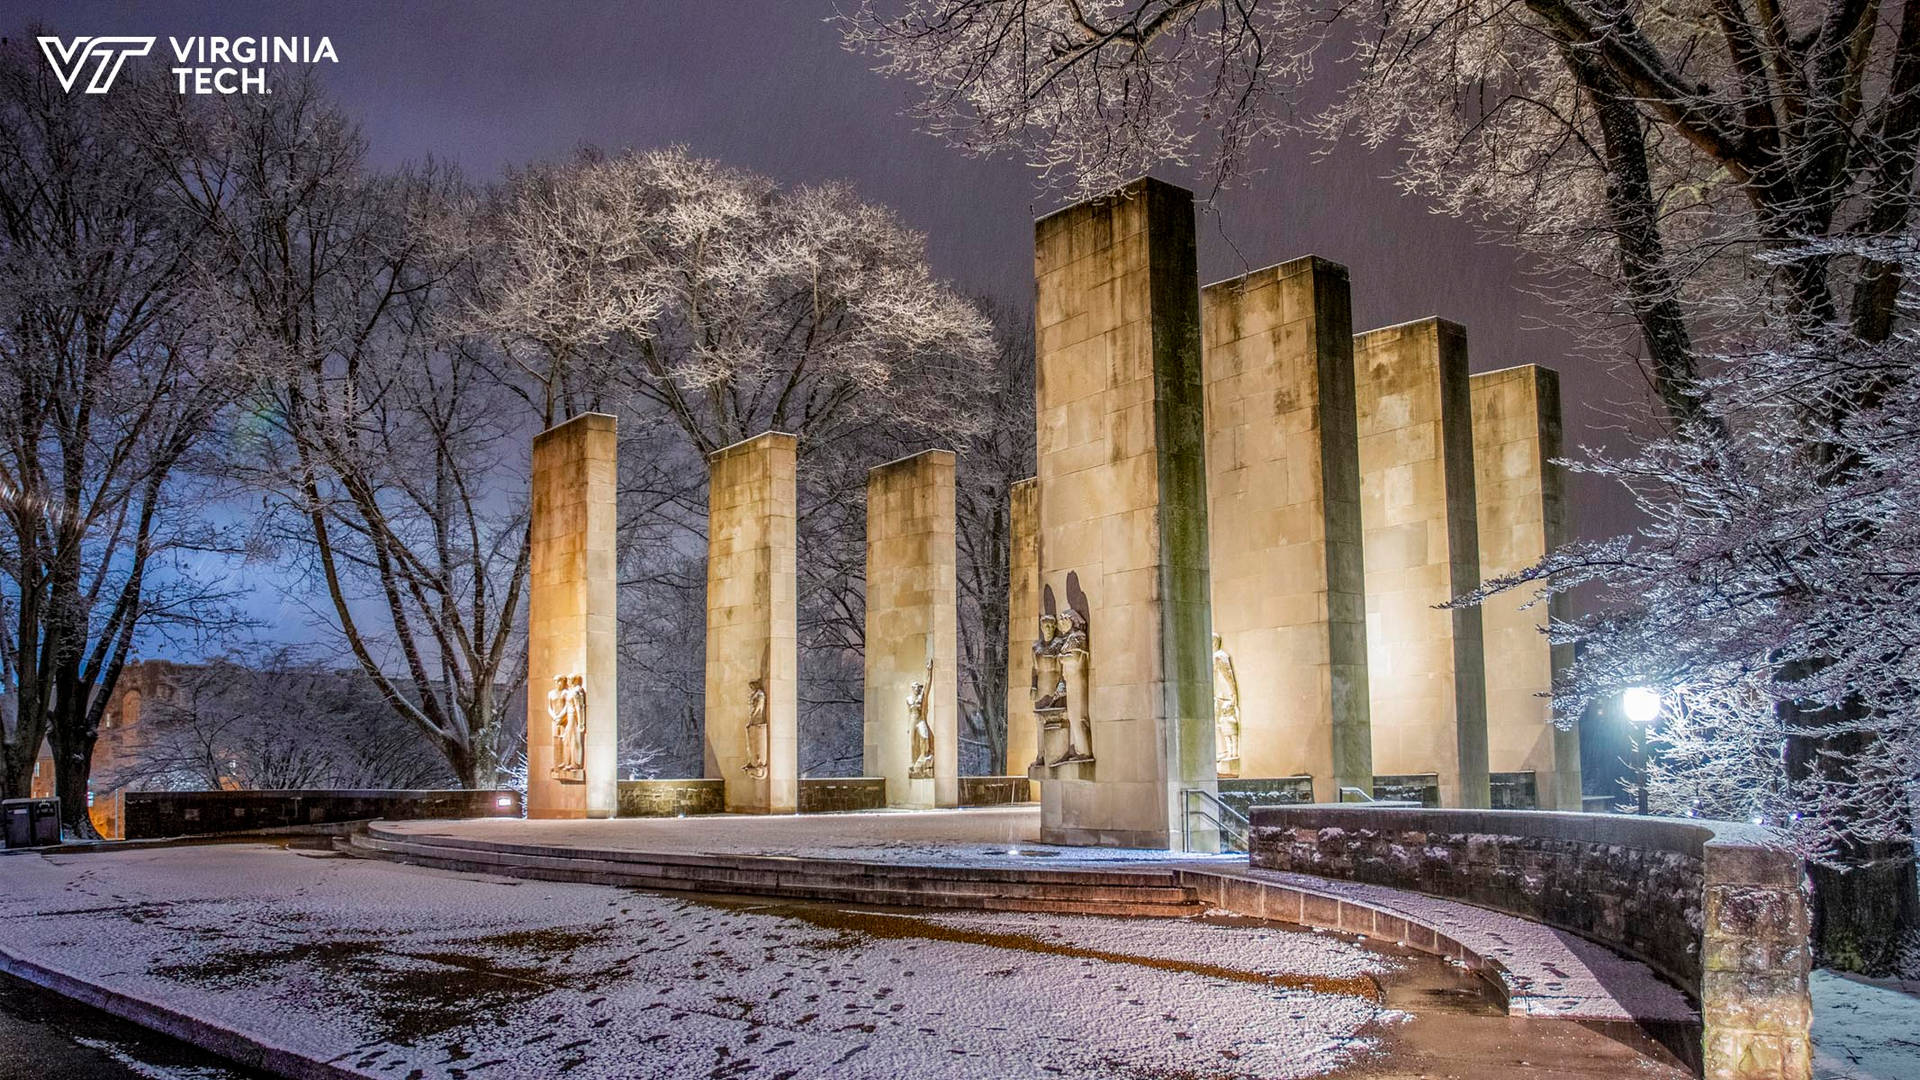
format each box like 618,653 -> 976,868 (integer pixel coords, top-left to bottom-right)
6,0 -> 1645,642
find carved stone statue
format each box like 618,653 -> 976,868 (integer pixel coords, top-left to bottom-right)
742,678 -> 769,780
547,672 -> 586,781
1212,634 -> 1242,776
907,659 -> 934,780
1030,601 -> 1064,769
1051,571 -> 1094,766
1030,581 -> 1065,769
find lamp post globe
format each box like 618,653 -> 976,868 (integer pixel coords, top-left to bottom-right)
1623,686 -> 1662,725
1621,687 -> 1662,815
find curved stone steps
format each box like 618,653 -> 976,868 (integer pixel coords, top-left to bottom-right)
346,828 -> 1204,917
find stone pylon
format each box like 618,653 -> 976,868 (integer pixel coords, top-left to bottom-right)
1471,365 -> 1580,809
1201,257 -> 1372,801
527,412 -> 619,819
1005,476 -> 1040,781
1030,177 -> 1216,851
1353,319 -> 1490,808
863,450 -> 960,809
704,432 -> 799,814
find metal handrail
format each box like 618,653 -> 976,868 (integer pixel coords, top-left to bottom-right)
1180,787 -> 1250,852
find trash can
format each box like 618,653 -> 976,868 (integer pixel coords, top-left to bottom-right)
1,797 -> 60,848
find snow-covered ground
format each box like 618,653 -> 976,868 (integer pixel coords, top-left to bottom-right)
1812,969 -> 1920,1080
0,844 -> 1401,1079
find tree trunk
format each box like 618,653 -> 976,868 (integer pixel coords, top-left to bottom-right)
1783,697 -> 1920,973
50,726 -> 102,841
0,752 -> 34,802
1809,850 -> 1920,975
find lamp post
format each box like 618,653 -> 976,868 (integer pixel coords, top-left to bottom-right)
1622,687 -> 1662,815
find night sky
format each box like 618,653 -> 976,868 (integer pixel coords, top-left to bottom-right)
8,0 -> 1643,644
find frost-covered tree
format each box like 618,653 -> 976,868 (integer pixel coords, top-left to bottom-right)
463,146 -> 995,453
464,147 -> 997,774
846,0 -> 1920,969
1500,242 -> 1920,971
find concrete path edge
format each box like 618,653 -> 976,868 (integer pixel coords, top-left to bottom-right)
0,941 -> 371,1080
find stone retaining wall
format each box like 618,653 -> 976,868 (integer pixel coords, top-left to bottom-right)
617,779 -> 726,818
958,776 -> 1032,806
119,789 -> 520,840
798,777 -> 887,813
1246,805 -> 1810,1080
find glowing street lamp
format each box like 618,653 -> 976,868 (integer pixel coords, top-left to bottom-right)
1622,687 -> 1662,815
1623,687 -> 1663,726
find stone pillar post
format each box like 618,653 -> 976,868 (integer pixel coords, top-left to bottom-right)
1005,476 -> 1040,781
1471,365 -> 1581,809
1032,177 -> 1216,851
863,450 -> 959,809
705,432 -> 799,814
1353,319 -> 1490,808
1201,257 -> 1371,801
527,413 -> 619,819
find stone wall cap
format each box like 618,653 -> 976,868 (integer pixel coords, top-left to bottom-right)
1201,255 -> 1349,292
869,447 -> 957,474
707,430 -> 800,460
1354,316 -> 1469,343
127,789 -> 514,801
533,412 -> 617,442
1470,362 -> 1561,381
1032,175 -> 1193,225
1246,804 -> 1797,857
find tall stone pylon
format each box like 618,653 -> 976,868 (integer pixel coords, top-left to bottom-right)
1201,257 -> 1372,800
1005,476 -> 1040,781
1030,177 -> 1216,850
863,450 -> 959,809
1471,365 -> 1580,809
1353,319 -> 1490,808
705,432 -> 799,814
527,413 -> 619,819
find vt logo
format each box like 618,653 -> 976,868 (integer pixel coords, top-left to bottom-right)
37,36 -> 156,94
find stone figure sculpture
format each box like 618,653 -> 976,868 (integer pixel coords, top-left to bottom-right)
1051,571 -> 1095,766
742,678 -> 769,780
547,672 -> 586,781
1212,634 -> 1242,776
907,658 -> 935,780
1030,584 -> 1066,768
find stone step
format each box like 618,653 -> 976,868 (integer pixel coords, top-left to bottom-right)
346,833 -> 1203,917
360,823 -> 1189,889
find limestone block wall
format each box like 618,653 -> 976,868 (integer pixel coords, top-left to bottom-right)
1471,365 -> 1581,810
1353,320 -> 1490,808
1032,176 -> 1216,850
1246,805 -> 1812,1080
863,450 -> 960,809
1006,477 -> 1040,778
527,413 -> 619,819
705,432 -> 799,814
1201,257 -> 1371,799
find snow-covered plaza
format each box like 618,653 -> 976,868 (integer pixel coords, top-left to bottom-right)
0,837 -> 1714,1080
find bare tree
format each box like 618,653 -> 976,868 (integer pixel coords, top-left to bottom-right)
955,301 -> 1035,773
0,42 -> 238,837
177,80 -> 535,789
